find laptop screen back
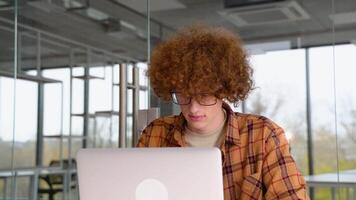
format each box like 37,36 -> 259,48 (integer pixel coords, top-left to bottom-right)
76,148 -> 224,200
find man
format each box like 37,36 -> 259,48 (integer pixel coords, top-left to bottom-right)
137,24 -> 309,200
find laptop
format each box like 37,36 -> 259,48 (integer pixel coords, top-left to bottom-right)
76,148 -> 224,200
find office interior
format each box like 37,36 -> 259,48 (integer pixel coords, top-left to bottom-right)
0,0 -> 355,199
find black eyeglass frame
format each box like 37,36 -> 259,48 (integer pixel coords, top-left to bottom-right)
171,92 -> 218,106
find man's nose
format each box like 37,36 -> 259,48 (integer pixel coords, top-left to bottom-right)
188,98 -> 201,113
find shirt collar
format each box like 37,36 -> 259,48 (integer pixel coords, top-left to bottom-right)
222,102 -> 240,146
170,102 -> 240,147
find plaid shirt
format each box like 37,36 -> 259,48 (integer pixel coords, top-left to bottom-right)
137,103 -> 309,200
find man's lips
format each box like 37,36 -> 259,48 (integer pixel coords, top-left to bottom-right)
188,115 -> 205,121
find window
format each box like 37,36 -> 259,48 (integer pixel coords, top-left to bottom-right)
246,49 -> 308,174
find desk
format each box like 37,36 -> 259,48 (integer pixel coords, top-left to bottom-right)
305,170 -> 356,200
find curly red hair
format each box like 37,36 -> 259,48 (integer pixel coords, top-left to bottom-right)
148,24 -> 253,104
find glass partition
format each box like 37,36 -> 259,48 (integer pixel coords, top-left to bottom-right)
2,0 -> 355,199
0,0 -> 150,199
246,49 -> 308,174
145,0 -> 356,199
0,0 -> 18,199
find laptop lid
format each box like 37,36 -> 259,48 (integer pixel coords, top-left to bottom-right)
76,148 -> 224,200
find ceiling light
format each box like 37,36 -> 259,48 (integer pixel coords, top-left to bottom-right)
63,0 -> 83,9
245,40 -> 291,55
86,8 -> 109,21
114,0 -> 185,13
0,1 -> 8,6
219,1 -> 309,27
329,12 -> 356,25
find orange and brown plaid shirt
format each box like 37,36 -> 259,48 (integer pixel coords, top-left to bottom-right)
137,103 -> 309,200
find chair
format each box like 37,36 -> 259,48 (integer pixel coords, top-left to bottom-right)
38,159 -> 77,200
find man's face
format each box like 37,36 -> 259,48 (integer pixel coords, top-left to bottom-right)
179,95 -> 224,134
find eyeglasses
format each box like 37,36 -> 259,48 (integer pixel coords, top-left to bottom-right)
171,92 -> 218,106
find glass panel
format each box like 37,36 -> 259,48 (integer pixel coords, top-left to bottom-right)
113,85 -> 120,112
18,29 -> 37,75
15,177 -> 30,199
334,44 -> 356,171
13,79 -> 38,168
139,90 -> 148,110
126,116 -> 133,148
89,52 -> 106,77
113,64 -> 120,84
112,115 -> 119,147
127,89 -> 133,114
0,0 -> 149,199
0,77 -> 15,170
246,49 -> 308,174
89,66 -> 105,78
309,46 -> 338,177
72,78 -> 84,114
70,138 -> 84,159
0,18 -> 15,74
127,63 -> 133,84
71,116 -> 83,136
72,67 -> 84,77
137,62 -> 148,86
88,115 -> 95,147
94,116 -> 113,148
43,69 -> 70,136
89,67 -> 112,113
42,138 -> 61,166
43,83 -> 62,136
333,4 -> 356,200
0,0 -> 17,198
145,0 -> 339,198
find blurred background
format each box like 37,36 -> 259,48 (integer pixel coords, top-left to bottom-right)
0,0 -> 355,199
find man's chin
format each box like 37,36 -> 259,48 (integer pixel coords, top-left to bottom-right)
187,121 -> 208,132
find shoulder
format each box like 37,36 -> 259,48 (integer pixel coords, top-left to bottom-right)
233,112 -> 284,138
150,115 -> 180,125
137,115 -> 182,147
147,115 -> 181,129
142,115 -> 182,136
235,112 -> 280,127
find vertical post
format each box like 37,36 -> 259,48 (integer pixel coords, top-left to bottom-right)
110,62 -> 115,147
59,83 -> 66,200
68,50 -> 73,163
10,172 -> 17,200
119,63 -> 127,148
68,50 -> 74,200
31,32 -> 44,200
305,48 -> 314,199
59,84 -> 64,162
17,32 -> 22,73
147,0 -> 151,108
36,31 -> 44,167
147,0 -> 151,65
30,170 -> 38,200
331,188 -> 336,200
62,171 -> 68,200
111,63 -> 115,112
132,64 -> 139,146
10,0 -> 18,198
4,178 -> 8,200
83,49 -> 91,148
